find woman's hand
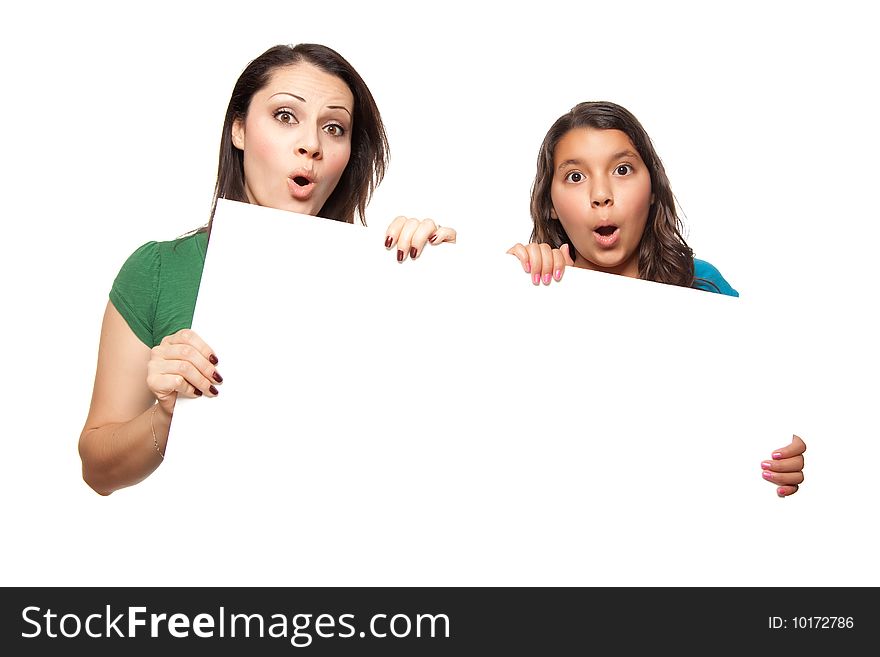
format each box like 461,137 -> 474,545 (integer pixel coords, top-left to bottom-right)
761,434 -> 806,497
384,216 -> 456,262
507,242 -> 574,285
147,328 -> 223,414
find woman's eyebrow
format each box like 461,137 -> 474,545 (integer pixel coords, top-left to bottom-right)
269,91 -> 307,102
268,92 -> 352,118
327,105 -> 352,119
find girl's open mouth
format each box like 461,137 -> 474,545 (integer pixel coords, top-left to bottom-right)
593,225 -> 620,247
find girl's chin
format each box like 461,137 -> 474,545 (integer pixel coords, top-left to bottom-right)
576,251 -> 638,277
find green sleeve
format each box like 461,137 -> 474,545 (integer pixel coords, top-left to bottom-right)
109,241 -> 160,347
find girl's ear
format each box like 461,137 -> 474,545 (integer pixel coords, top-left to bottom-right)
550,206 -> 559,220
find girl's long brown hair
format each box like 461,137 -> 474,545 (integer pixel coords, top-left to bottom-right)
530,101 -> 696,288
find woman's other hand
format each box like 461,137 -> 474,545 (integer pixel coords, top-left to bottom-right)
384,216 -> 456,262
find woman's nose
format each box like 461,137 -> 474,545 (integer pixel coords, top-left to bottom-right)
296,129 -> 322,159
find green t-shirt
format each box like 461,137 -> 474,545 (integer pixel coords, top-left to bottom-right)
109,231 -> 208,348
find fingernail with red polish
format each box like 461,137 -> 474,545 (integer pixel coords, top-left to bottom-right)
397,250 -> 404,262
209,385 -> 219,396
209,354 -> 219,365
212,371 -> 223,383
772,452 -> 783,460
194,389 -> 203,397
762,471 -> 773,481
410,247 -> 418,259
429,234 -> 437,243
384,236 -> 393,248
761,461 -> 772,470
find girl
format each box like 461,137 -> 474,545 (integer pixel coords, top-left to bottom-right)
79,44 -> 456,495
507,101 -> 805,497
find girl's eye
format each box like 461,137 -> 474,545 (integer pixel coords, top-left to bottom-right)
615,164 -> 633,175
565,171 -> 584,183
274,109 -> 296,124
324,124 -> 346,137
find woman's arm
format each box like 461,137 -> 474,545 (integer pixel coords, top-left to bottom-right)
79,302 -> 221,495
79,302 -> 163,495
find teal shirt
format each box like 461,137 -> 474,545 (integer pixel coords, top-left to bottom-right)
109,231 -> 208,347
694,259 -> 738,297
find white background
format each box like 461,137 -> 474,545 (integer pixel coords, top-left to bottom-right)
1,0 -> 878,586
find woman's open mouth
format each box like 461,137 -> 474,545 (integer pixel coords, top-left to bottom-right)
287,173 -> 316,201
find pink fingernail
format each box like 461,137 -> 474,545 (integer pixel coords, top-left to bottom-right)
554,269 -> 562,281
542,273 -> 551,285
762,471 -> 773,481
772,452 -> 783,460
532,273 -> 540,285
777,487 -> 786,497
525,262 -> 531,273
761,461 -> 772,470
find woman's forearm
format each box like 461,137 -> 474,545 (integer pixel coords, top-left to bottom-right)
79,403 -> 172,495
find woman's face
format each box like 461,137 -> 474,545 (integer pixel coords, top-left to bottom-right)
232,63 -> 354,217
550,128 -> 653,278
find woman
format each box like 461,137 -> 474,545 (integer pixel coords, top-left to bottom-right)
79,44 -> 456,495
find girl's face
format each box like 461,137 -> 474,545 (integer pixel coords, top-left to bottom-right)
232,63 -> 354,217
550,128 -> 653,278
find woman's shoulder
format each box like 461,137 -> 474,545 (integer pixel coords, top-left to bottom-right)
154,229 -> 209,260
693,258 -> 739,297
110,230 -> 208,347
119,230 -> 207,268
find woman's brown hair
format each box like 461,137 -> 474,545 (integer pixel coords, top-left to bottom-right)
530,101 -> 697,288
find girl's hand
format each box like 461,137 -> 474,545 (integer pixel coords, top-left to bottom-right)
384,216 -> 456,262
146,328 -> 222,414
761,434 -> 806,497
507,242 -> 574,285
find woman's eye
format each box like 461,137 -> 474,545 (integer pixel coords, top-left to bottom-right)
324,124 -> 345,137
565,171 -> 584,183
274,109 -> 296,124
615,164 -> 633,175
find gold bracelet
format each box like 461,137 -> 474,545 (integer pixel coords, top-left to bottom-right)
150,404 -> 165,460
